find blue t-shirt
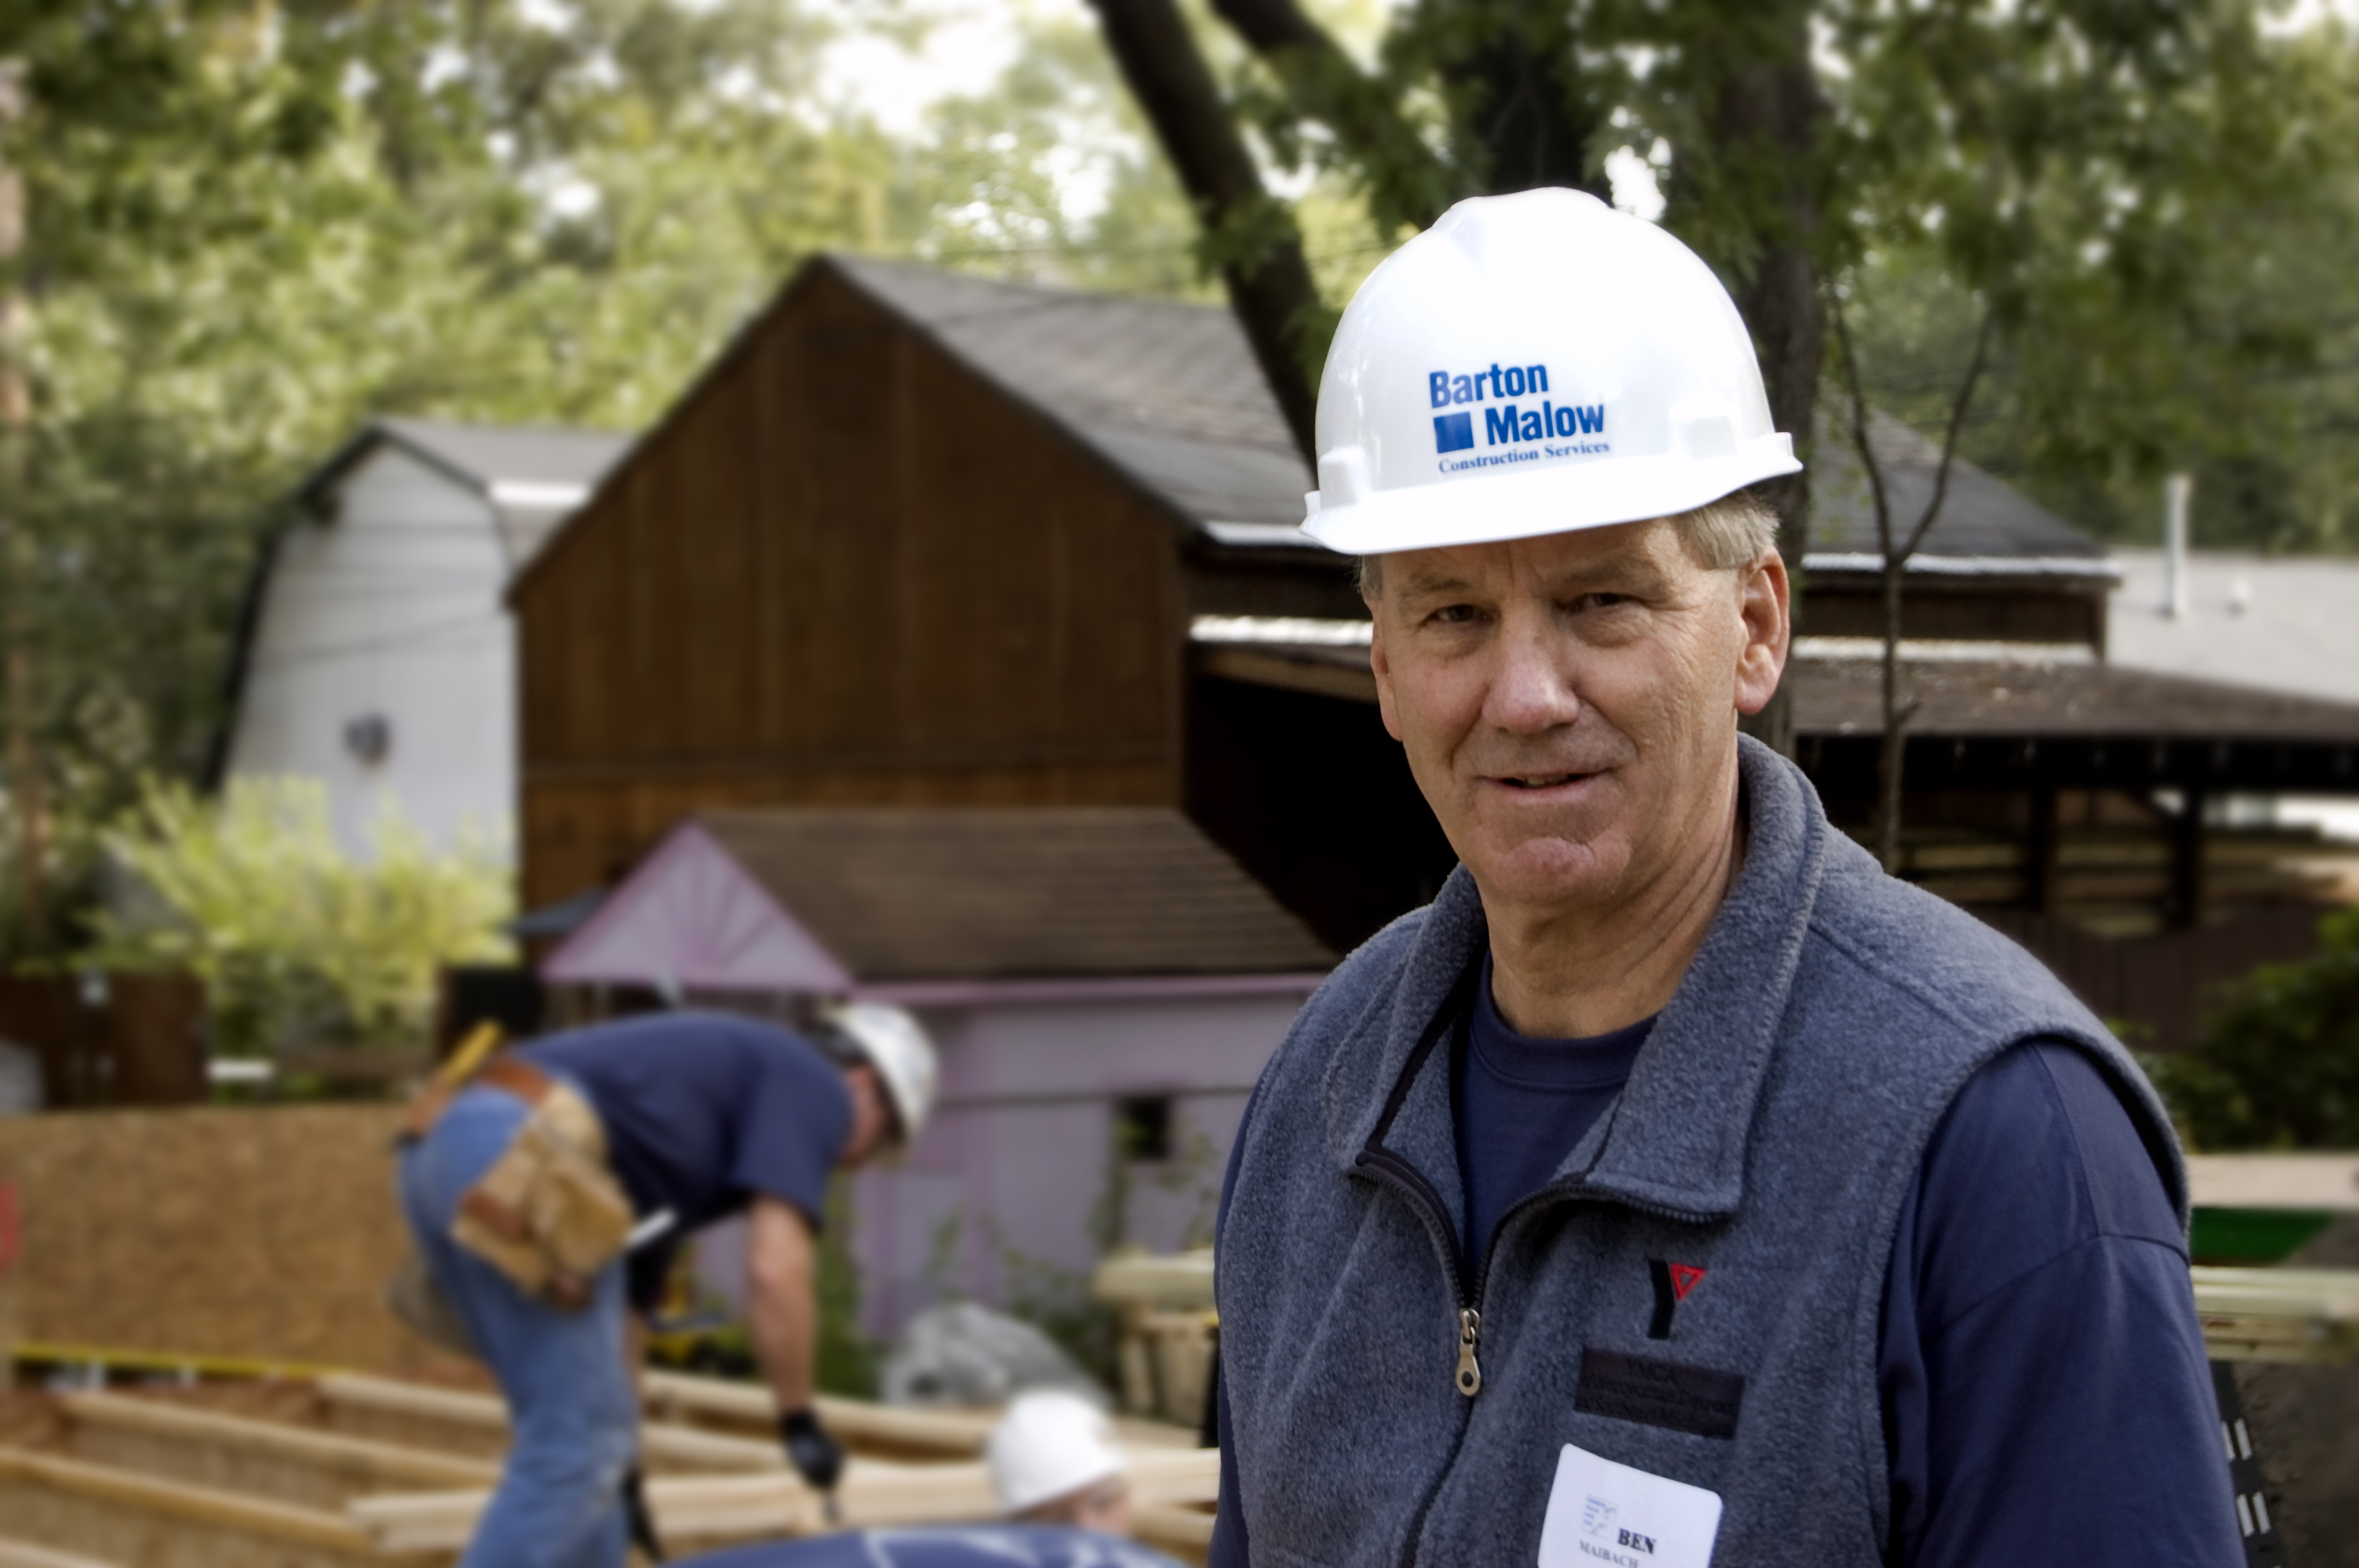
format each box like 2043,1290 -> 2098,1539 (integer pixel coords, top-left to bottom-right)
522,1011 -> 851,1308
1210,973 -> 2241,1566
1454,971 -> 1652,1279
681,1526 -> 1187,1568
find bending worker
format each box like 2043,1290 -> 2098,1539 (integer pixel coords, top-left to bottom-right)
1209,189 -> 2241,1565
397,1004 -> 936,1568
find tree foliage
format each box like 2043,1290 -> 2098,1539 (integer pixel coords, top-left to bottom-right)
86,776 -> 512,1057
0,0 -> 1226,958
1841,20 -> 2359,551
2146,907 -> 2359,1151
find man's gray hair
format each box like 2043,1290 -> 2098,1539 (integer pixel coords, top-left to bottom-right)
1356,490 -> 1780,598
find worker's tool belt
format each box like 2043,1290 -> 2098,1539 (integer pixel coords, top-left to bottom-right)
409,1058 -> 635,1312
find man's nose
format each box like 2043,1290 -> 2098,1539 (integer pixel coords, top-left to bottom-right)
1480,617 -> 1582,734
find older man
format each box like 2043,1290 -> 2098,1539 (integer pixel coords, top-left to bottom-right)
1209,191 -> 2239,1566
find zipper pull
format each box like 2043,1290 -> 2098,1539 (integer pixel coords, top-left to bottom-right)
1455,1307 -> 1482,1397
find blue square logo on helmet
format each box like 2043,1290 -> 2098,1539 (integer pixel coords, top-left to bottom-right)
1434,412 -> 1474,453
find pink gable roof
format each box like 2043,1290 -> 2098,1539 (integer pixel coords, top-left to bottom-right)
543,821 -> 852,993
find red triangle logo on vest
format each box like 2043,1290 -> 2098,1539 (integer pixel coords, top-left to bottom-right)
1669,1262 -> 1707,1301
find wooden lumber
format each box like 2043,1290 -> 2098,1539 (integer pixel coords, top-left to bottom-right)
645,1370 -> 995,1457
2186,1154 -> 2359,1212
0,1446 -> 383,1557
2193,1265 -> 2359,1363
1093,1251 -> 1215,1309
0,1540 -> 118,1568
318,1372 -> 781,1472
350,1445 -> 1223,1554
57,1393 -> 496,1491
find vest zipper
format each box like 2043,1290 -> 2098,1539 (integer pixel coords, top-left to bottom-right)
1350,1145 -> 1478,1568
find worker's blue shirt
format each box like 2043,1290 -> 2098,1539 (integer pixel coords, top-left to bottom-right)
1212,962 -> 2231,1566
680,1526 -> 1189,1568
522,1012 -> 849,1308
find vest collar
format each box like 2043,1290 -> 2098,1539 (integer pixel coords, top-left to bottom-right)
1322,736 -> 1831,1222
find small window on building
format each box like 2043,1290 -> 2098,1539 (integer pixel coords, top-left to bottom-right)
345,713 -> 391,766
1114,1094 -> 1175,1163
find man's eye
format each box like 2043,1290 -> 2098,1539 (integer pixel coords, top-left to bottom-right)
1570,593 -> 1632,612
1431,604 -> 1482,626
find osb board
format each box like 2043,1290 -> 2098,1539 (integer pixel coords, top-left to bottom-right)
0,1479 -> 414,1568
0,1108 -> 465,1374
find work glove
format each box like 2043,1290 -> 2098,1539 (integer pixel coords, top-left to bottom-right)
779,1407 -> 845,1493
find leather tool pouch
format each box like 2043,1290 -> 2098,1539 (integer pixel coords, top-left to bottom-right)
449,1080 -> 634,1311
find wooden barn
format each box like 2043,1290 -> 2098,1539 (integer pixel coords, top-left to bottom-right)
507,254 -> 1451,953
511,252 -> 2359,979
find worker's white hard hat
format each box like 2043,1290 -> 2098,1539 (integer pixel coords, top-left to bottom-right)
987,1391 -> 1128,1516
1301,187 -> 1801,556
818,1001 -> 938,1146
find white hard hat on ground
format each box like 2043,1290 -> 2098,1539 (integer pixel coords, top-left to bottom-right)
987,1390 -> 1128,1516
817,1001 -> 938,1147
1301,187 -> 1801,557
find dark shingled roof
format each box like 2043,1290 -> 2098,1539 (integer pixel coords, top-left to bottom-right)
828,256 -> 1312,530
1198,635 -> 2359,748
830,259 -> 2117,568
1807,411 -> 2109,568
1788,655 -> 2359,742
695,807 -> 1335,981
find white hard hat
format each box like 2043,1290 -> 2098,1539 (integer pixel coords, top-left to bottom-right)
818,1001 -> 937,1147
987,1391 -> 1127,1516
1301,187 -> 1801,556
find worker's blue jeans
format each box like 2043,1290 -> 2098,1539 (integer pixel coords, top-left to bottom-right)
398,1084 -> 636,1568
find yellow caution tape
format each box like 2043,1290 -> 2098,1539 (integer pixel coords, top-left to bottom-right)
10,1341 -> 347,1381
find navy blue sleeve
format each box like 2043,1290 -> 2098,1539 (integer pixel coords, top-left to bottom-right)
1881,1042 -> 2242,1566
729,1044 -> 851,1228
1208,1086 -> 1257,1568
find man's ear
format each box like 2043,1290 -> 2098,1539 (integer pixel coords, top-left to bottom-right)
1734,550 -> 1790,717
1369,609 -> 1406,742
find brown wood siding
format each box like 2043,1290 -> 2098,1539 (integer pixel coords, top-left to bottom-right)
514,266 -> 1187,907
1800,578 -> 2109,650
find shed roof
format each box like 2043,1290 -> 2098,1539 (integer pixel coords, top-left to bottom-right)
1804,412 -> 2111,575
304,416 -> 633,570
544,807 -> 1335,992
2107,549 -> 2359,707
827,256 -> 1312,532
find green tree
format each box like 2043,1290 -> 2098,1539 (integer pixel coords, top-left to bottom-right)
87,775 -> 513,1060
0,0 -> 913,956
2146,906 -> 2359,1150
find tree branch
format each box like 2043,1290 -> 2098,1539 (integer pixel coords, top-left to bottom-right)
1901,307 -> 1996,560
1209,0 -> 1455,233
1828,297 -> 1894,560
1086,0 -> 1325,463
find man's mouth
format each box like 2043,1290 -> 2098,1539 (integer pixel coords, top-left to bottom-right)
1496,771 -> 1593,790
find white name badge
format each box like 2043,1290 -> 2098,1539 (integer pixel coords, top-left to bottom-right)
1536,1442 -> 1724,1568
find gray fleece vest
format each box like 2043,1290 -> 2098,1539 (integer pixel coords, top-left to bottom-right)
1215,738 -> 2184,1566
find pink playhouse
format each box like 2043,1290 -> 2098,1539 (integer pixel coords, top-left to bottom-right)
539,808 -> 1333,1339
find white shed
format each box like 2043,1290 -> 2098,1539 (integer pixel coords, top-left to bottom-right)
219,419 -> 630,858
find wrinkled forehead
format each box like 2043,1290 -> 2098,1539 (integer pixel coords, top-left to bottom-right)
1378,515 -> 1691,601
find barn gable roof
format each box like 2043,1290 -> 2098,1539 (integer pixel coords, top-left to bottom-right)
824,256 -> 1313,534
304,416 -> 633,572
543,807 -> 1336,989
